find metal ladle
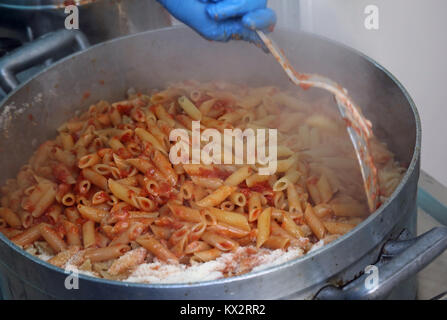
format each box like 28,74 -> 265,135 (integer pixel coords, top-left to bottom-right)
256,30 -> 379,212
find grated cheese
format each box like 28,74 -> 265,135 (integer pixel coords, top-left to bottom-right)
31,244 -> 333,284
125,246 -> 304,284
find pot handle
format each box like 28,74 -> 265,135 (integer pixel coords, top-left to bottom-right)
315,226 -> 447,300
0,29 -> 89,94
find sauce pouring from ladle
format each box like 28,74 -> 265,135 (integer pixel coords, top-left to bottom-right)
256,30 -> 380,212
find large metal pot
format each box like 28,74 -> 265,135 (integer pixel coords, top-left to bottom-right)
0,27 -> 445,300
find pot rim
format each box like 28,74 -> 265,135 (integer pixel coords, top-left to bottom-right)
0,26 -> 421,290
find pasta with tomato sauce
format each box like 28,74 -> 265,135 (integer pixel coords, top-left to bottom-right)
0,81 -> 405,282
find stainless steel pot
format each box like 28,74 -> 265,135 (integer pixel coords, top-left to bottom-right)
0,0 -> 172,44
0,27 -> 445,300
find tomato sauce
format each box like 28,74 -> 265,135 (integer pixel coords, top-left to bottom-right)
120,131 -> 133,143
116,104 -> 133,115
116,148 -> 131,160
52,163 -> 71,184
197,168 -> 231,180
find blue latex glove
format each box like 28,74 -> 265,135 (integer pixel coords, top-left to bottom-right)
157,0 -> 276,47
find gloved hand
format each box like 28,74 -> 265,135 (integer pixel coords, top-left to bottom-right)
157,0 -> 276,47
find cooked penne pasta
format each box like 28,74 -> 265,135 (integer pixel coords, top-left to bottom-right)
39,224 -> 67,253
78,153 -> 100,169
201,231 -> 239,252
135,128 -> 168,155
109,221 -> 145,246
82,220 -> 96,248
82,168 -> 108,191
48,246 -> 80,267
108,179 -> 139,208
323,221 -> 356,235
185,240 -> 211,254
77,204 -> 107,222
256,207 -> 272,248
84,245 -> 130,262
204,207 -> 250,231
0,81 -> 404,284
192,248 -> 222,262
190,176 -> 223,189
229,192 -> 246,207
31,182 -> 57,218
286,184 -> 303,214
152,150 -> 178,186
153,104 -> 176,127
263,235 -> 290,250
136,235 -> 178,264
248,192 -> 262,222
168,203 -> 202,223
281,211 -> 304,238
0,207 -> 22,228
178,96 -> 202,121
17,210 -> 33,228
317,174 -> 334,203
330,201 -> 368,217
304,204 -> 326,240
207,222 -> 249,239
11,224 -> 42,247
273,165 -> 301,191
196,185 -> 236,207
224,166 -> 252,186
62,219 -> 82,246
245,173 -> 270,188
108,247 -> 147,275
